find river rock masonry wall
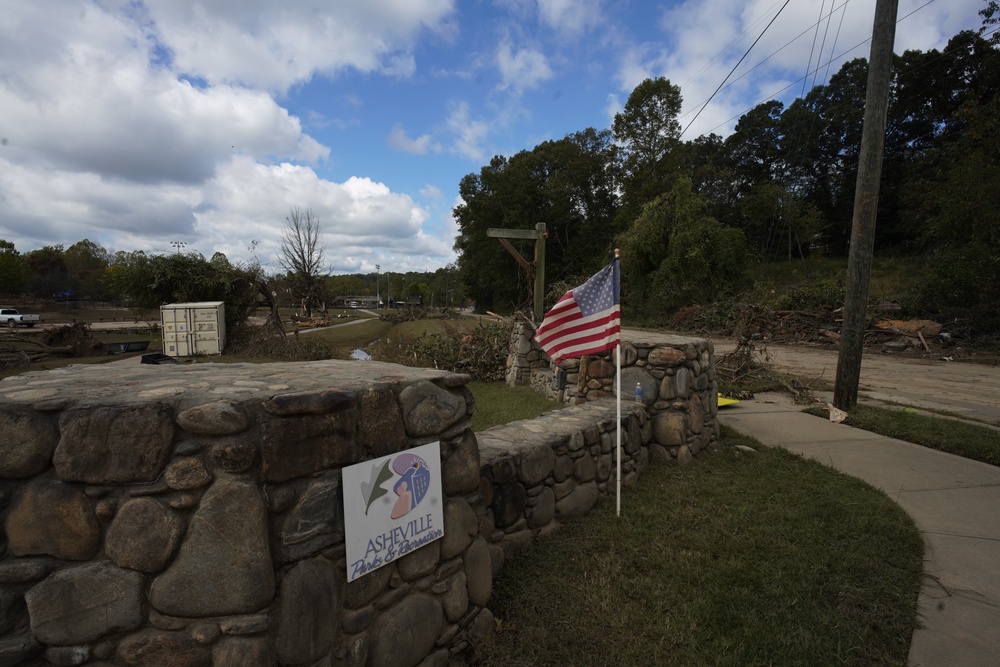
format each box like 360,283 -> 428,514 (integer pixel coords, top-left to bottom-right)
0,360 -> 488,667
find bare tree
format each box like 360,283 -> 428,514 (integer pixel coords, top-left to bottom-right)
278,207 -> 329,316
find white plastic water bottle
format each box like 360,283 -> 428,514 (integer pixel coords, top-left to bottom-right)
635,382 -> 642,403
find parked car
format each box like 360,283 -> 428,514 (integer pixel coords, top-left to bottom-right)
1,307 -> 41,327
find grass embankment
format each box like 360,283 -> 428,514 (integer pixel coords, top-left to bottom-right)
470,426 -> 923,667
804,403 -> 1000,467
468,382 -> 561,431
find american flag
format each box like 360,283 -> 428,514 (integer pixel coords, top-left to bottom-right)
535,260 -> 620,364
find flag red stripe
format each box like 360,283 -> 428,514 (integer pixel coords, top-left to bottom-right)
534,260 -> 620,364
537,309 -> 620,363
536,310 -> 619,349
544,331 -> 620,362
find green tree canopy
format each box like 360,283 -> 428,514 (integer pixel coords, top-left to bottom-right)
612,77 -> 684,231
454,128 -> 618,313
0,240 -> 27,297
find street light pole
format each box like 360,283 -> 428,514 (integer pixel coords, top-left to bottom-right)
170,241 -> 187,255
376,264 -> 380,309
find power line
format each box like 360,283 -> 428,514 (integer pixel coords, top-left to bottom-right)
676,0 -> 859,126
822,1 -> 850,87
679,0 -> 789,92
679,0 -> 793,140
700,0 -> 942,137
802,0 -> 829,100
679,0 -> 943,139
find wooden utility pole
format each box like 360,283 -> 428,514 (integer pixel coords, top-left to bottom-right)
486,223 -> 547,323
833,0 -> 899,410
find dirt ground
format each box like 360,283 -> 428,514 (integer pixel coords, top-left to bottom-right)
622,329 -> 1000,425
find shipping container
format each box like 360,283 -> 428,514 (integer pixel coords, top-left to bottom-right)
160,302 -> 226,357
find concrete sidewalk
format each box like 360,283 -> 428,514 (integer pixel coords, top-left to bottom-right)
718,393 -> 1000,667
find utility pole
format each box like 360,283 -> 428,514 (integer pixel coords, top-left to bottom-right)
833,0 -> 899,411
376,264 -> 380,308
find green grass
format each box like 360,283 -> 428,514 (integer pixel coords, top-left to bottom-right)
469,425 -> 923,667
295,319 -> 394,349
468,382 -> 562,431
804,403 -> 1000,467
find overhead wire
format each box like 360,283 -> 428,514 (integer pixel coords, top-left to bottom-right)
675,0 -> 859,126
679,0 -> 793,140
680,0 -> 790,93
802,0 -> 828,99
699,0 -> 942,137
822,1 -> 849,86
810,0 -> 836,90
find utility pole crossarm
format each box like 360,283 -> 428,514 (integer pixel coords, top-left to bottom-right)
487,228 -> 546,240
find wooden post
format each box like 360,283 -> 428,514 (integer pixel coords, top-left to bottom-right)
833,0 -> 899,411
487,224 -> 548,323
533,223 -> 546,323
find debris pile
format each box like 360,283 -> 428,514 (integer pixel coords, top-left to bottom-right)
291,315 -> 331,328
1,322 -> 104,368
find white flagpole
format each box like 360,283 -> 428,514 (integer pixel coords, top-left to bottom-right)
616,342 -> 622,517
614,248 -> 622,517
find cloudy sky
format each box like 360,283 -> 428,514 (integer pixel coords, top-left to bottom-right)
0,0 -> 987,275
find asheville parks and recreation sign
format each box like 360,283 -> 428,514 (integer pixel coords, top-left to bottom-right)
342,441 -> 444,582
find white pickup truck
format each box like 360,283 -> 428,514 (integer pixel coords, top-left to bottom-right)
1,308 -> 41,327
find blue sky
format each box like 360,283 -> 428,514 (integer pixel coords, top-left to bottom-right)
0,0 -> 987,276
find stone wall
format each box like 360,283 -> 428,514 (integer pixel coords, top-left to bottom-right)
0,361 -> 490,667
506,325 -> 719,464
479,333 -> 718,568
0,345 -> 717,667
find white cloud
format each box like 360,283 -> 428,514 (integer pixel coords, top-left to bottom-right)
197,158 -> 449,257
620,0 -> 987,139
136,0 -> 457,92
536,0 -> 603,35
387,125 -> 440,155
446,102 -> 491,161
497,39 -> 554,93
604,93 -> 623,124
0,1 -> 461,271
0,2 -> 327,187
421,184 -> 444,199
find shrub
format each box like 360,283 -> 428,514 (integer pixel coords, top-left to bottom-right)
224,325 -> 340,361
371,320 -> 510,381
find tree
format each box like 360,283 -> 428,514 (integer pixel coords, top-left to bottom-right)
0,240 -> 27,296
103,250 -> 274,333
63,239 -> 112,299
454,129 -> 618,312
23,245 -> 69,298
612,77 -> 684,231
278,207 -> 329,316
617,178 -> 749,319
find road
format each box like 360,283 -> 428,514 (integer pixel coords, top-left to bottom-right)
29,320 -> 1000,423
622,329 -> 1000,425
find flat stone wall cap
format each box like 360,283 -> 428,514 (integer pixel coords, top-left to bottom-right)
438,373 -> 472,388
0,360 -> 453,412
622,333 -> 707,346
